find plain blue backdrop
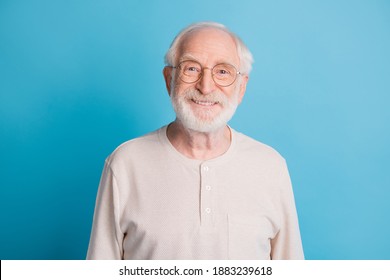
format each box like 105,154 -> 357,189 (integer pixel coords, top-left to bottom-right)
1,0 -> 389,259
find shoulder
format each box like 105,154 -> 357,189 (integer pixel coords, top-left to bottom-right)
232,129 -> 286,165
105,127 -> 164,166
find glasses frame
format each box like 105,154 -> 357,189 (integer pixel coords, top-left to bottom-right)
171,60 -> 242,87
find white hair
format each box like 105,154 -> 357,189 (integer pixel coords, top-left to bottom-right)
164,22 -> 254,75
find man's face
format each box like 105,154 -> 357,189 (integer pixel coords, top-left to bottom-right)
164,28 -> 248,133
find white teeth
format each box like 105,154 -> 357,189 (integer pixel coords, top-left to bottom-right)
193,100 -> 217,106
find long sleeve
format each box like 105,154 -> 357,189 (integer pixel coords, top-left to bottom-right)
270,160 -> 304,259
87,160 -> 124,259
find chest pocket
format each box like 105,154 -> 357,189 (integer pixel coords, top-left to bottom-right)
227,214 -> 277,260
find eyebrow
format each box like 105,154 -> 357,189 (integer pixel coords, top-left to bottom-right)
178,54 -> 237,68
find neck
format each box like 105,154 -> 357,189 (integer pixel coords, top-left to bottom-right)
166,120 -> 231,160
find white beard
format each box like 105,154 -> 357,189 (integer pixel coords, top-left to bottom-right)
170,85 -> 240,133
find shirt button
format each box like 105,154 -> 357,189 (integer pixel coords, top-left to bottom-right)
205,208 -> 211,214
203,166 -> 209,171
206,185 -> 211,191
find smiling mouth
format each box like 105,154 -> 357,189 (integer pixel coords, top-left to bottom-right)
191,99 -> 219,106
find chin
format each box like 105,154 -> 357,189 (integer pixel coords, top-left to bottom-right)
176,107 -> 237,133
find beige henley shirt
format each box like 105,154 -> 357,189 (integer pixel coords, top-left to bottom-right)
87,126 -> 304,259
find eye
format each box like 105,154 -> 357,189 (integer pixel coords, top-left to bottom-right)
180,61 -> 202,75
217,69 -> 229,75
214,66 -> 232,77
187,66 -> 200,72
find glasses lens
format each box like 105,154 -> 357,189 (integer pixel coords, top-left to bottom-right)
179,61 -> 202,83
212,64 -> 237,86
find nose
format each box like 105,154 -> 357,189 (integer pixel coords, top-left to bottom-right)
195,68 -> 216,95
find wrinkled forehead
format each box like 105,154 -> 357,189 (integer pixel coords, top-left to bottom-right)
177,28 -> 240,66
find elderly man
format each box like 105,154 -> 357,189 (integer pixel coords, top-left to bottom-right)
87,22 -> 304,260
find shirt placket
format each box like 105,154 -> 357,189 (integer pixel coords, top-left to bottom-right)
200,163 -> 215,228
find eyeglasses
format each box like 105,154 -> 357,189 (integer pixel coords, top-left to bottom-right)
171,60 -> 241,87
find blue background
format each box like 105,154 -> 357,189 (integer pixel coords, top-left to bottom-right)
1,0 -> 389,260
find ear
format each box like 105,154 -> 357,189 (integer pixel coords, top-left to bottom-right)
163,66 -> 173,95
237,75 -> 249,104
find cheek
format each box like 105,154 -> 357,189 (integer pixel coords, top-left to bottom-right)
232,80 -> 244,102
224,87 -> 239,101
173,82 -> 193,96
